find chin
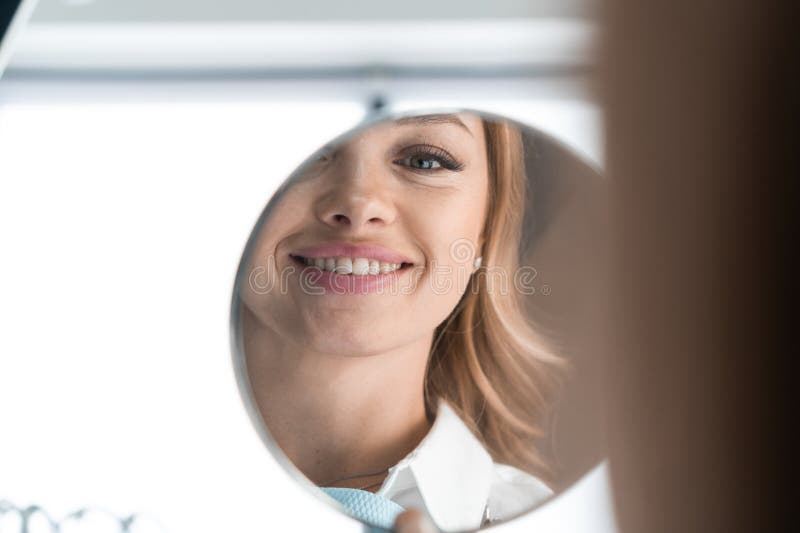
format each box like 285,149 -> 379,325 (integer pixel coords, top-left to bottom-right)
303,320 -> 400,358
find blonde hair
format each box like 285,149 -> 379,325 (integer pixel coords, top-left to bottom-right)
424,118 -> 565,478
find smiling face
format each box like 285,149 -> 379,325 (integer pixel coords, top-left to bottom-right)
240,113 -> 490,357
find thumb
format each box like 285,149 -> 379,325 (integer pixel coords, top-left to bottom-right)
393,509 -> 438,533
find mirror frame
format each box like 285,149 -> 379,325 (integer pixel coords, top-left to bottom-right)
229,105 -> 608,533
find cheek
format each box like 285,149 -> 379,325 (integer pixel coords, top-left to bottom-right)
239,193 -> 311,324
239,248 -> 292,334
415,186 -> 487,265
408,203 -> 485,325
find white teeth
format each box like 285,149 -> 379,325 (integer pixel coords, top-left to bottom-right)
299,256 -> 406,275
352,257 -> 370,275
335,257 -> 353,274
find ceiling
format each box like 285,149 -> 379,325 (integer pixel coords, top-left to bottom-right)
32,0 -> 593,23
7,0 -> 596,75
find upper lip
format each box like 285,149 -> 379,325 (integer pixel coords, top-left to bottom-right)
290,241 -> 416,265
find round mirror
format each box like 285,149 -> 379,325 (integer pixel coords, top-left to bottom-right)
230,109 -> 606,532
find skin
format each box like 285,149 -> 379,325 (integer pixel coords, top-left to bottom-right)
394,509 -> 438,533
240,113 -> 489,496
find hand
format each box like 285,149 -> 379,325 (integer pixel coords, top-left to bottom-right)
393,509 -> 438,533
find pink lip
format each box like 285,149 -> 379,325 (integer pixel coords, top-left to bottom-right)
290,241 -> 415,265
292,263 -> 411,295
288,241 -> 419,295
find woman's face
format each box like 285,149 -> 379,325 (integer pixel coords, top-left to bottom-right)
241,112 -> 489,357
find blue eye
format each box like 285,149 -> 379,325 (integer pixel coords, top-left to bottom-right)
394,144 -> 464,172
405,157 -> 443,170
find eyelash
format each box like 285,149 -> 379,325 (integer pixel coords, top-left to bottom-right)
393,144 -> 465,172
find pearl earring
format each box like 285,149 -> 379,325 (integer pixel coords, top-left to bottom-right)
474,256 -> 482,269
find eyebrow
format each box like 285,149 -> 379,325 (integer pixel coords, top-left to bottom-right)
394,114 -> 474,136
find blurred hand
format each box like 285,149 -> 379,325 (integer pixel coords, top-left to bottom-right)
393,509 -> 438,533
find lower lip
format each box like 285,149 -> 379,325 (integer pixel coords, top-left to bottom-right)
289,256 -> 413,295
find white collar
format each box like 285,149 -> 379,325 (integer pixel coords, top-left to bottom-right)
376,401 -> 494,532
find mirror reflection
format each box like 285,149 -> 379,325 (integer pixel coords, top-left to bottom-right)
232,111 -> 604,531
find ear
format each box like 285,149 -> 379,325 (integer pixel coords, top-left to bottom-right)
474,235 -> 485,270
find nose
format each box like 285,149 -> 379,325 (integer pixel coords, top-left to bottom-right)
314,160 -> 397,232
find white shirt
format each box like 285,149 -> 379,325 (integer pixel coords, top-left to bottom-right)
375,401 -> 553,532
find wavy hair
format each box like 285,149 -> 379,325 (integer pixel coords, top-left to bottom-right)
424,118 -> 566,479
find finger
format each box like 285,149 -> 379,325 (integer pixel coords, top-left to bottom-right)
393,509 -> 438,533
